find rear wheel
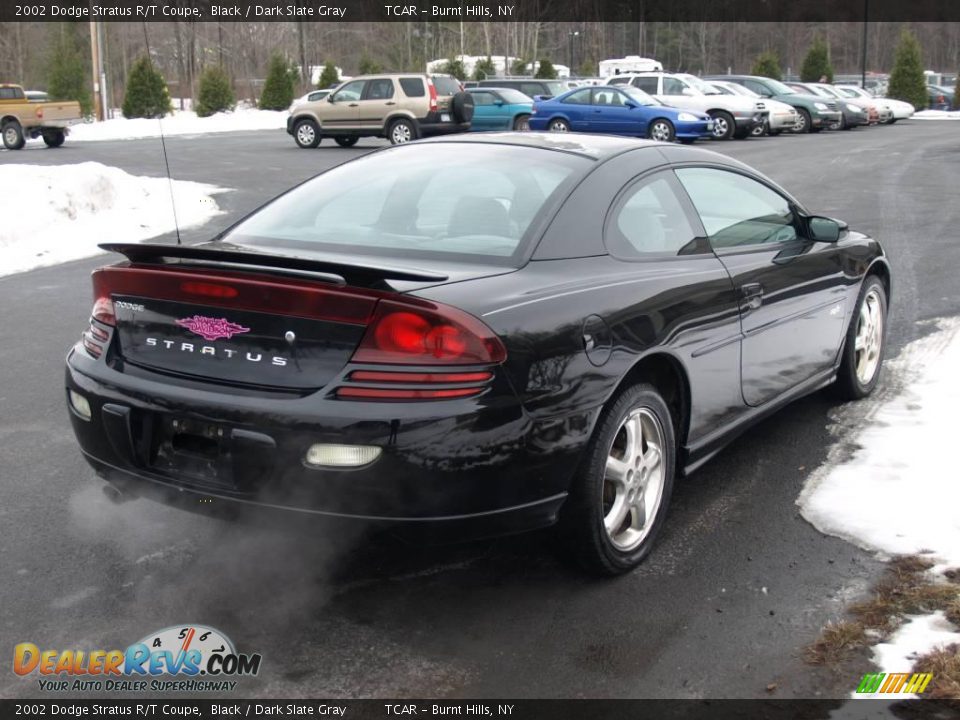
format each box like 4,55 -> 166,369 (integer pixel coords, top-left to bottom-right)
388,118 -> 417,145
513,113 -> 531,131
794,108 -> 811,133
334,136 -> 358,147
647,119 -> 675,143
559,384 -> 676,575
2,120 -> 25,150
751,120 -> 767,137
42,129 -> 65,147
548,117 -> 570,132
709,110 -> 735,140
834,276 -> 887,400
293,119 -> 320,149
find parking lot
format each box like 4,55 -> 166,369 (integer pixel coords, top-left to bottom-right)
2,121 -> 958,698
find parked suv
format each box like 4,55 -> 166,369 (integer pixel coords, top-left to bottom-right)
703,75 -> 842,133
608,72 -> 766,140
287,74 -> 474,148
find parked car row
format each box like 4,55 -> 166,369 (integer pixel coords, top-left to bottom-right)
285,70 -> 918,150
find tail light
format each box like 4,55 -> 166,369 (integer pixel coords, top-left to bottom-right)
428,81 -> 438,113
531,103 -> 538,115
35,107 -> 44,119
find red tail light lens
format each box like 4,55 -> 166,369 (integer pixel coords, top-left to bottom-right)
91,296 -> 115,326
180,281 -> 239,299
352,300 -> 506,365
428,82 -> 438,112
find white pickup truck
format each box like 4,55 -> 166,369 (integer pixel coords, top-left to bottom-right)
608,72 -> 767,140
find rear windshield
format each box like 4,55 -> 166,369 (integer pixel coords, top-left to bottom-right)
431,76 -> 462,96
225,144 -> 588,266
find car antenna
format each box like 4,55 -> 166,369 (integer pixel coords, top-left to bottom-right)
141,21 -> 181,246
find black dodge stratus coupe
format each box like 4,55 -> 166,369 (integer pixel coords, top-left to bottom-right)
66,134 -> 889,574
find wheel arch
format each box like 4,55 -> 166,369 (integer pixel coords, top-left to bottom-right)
1,115 -> 20,126
865,256 -> 892,302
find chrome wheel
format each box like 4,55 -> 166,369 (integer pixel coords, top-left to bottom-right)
295,123 -> 315,146
650,121 -> 672,142
602,408 -> 666,552
711,116 -> 729,139
391,122 -> 413,144
549,119 -> 569,132
794,111 -> 807,133
854,288 -> 884,385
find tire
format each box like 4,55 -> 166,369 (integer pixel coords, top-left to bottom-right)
733,126 -> 752,139
334,136 -> 358,147
558,383 -> 676,575
751,120 -> 767,137
794,108 -> 811,134
293,118 -> 320,149
451,92 -> 475,124
41,129 -> 65,148
548,117 -> 570,132
709,110 -> 735,140
388,118 -> 417,145
512,113 -> 531,131
647,118 -> 675,143
886,118 -> 897,125
834,276 -> 888,400
769,128 -> 782,136
2,120 -> 25,150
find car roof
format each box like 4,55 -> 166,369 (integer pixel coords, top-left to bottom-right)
419,132 -> 664,160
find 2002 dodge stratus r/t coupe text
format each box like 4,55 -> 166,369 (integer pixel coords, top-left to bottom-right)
65,134 -> 890,574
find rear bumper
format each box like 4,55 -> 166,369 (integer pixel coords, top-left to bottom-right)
65,346 -> 575,536
418,120 -> 471,137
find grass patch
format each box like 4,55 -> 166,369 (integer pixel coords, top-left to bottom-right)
912,644 -> 960,699
805,555 -> 960,668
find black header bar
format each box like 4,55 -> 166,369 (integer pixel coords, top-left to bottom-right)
2,0 -> 959,23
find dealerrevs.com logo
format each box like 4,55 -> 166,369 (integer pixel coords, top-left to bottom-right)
13,624 -> 262,693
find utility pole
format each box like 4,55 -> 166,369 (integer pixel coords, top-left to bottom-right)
96,22 -> 108,119
89,21 -> 102,121
861,0 -> 869,89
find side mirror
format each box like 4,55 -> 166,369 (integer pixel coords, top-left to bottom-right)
327,95 -> 335,103
495,100 -> 505,106
807,216 -> 846,242
624,100 -> 638,109
681,87 -> 695,96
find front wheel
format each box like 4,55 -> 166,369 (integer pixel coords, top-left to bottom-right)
548,117 -> 570,132
709,110 -> 735,140
334,136 -> 358,147
834,276 -> 887,400
42,129 -> 65,148
2,120 -> 25,150
794,108 -> 811,133
513,114 -> 531,131
293,119 -> 320,149
559,384 -> 676,575
388,118 -> 416,145
647,118 -> 676,143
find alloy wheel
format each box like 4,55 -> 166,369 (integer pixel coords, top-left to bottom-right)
712,117 -> 729,139
854,288 -> 884,385
391,123 -> 413,143
650,121 -> 671,142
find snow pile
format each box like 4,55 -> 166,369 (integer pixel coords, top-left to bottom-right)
61,106 -> 286,143
799,318 -> 960,687
913,109 -> 960,120
799,318 -> 960,566
0,162 -> 227,276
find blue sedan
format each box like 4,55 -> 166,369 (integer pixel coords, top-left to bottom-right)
528,85 -> 713,143
466,87 -> 535,131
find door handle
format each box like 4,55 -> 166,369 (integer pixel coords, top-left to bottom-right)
385,101 -> 396,106
740,282 -> 763,311
348,103 -> 359,107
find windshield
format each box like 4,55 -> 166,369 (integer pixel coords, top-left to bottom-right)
495,88 -> 534,104
543,81 -> 567,96
224,144 -> 588,266
764,79 -> 796,95
621,86 -> 660,106
718,82 -> 759,98
679,74 -> 720,95
836,87 -> 858,98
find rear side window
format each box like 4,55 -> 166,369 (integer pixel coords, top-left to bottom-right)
399,77 -> 425,97
608,77 -> 630,86
632,77 -> 659,94
365,79 -> 395,100
662,77 -> 687,95
561,89 -> 592,104
431,76 -> 462,96
607,173 -> 698,257
520,83 -> 547,98
676,168 -> 797,248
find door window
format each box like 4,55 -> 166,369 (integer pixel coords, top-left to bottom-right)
334,80 -> 366,101
675,168 -> 798,248
631,76 -> 659,94
662,77 -> 687,95
470,92 -> 497,106
606,173 -> 699,257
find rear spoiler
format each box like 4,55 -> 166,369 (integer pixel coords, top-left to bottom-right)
99,243 -> 449,285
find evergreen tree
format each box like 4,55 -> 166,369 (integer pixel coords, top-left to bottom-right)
121,56 -> 172,119
439,58 -> 466,80
46,24 -> 93,117
473,56 -> 496,81
534,58 -> 558,79
511,58 -> 529,75
318,61 -> 339,88
259,53 -> 296,110
751,51 -> 782,81
358,54 -> 383,75
578,59 -> 596,77
887,29 -> 928,110
800,36 -> 834,82
195,66 -> 235,117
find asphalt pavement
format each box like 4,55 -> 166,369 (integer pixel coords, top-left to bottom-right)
1,122 -> 958,699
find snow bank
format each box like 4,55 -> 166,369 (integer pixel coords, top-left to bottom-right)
913,109 -> 960,120
60,106 -> 286,143
798,318 -> 960,567
0,162 -> 226,276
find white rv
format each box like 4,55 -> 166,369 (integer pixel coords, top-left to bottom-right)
598,56 -> 663,79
